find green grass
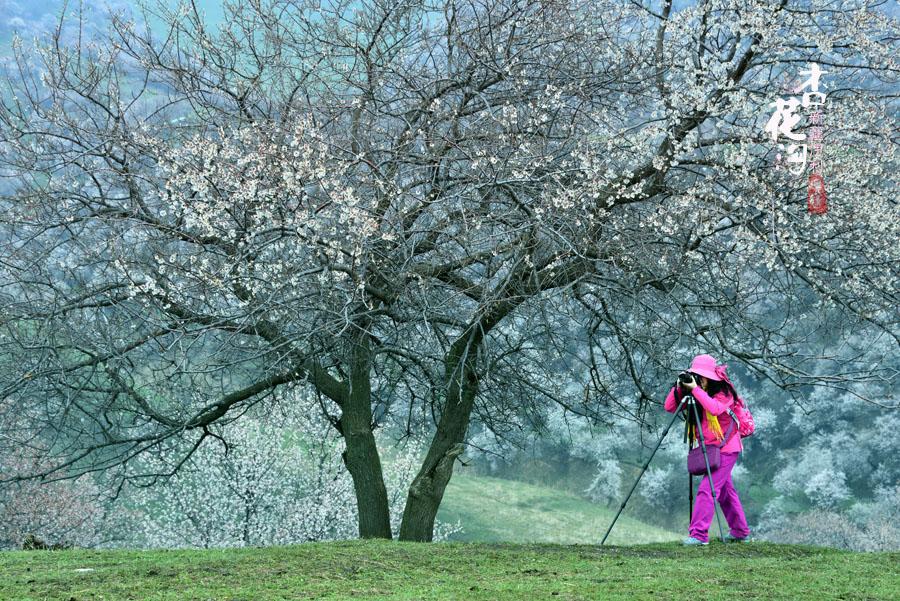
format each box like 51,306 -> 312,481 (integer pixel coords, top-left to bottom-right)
437,470 -> 679,544
1,540 -> 897,600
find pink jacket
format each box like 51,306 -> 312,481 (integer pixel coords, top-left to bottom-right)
664,385 -> 743,454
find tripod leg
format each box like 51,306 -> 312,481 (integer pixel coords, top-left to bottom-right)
689,473 -> 693,523
600,397 -> 687,545
689,399 -> 727,543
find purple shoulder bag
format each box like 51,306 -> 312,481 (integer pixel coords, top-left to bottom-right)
687,412 -> 738,475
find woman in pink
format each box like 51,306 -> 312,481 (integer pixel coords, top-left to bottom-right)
664,354 -> 751,545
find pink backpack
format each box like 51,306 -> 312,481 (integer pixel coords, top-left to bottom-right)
730,395 -> 756,438
714,364 -> 755,438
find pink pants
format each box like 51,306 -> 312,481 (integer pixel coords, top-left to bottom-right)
689,451 -> 750,542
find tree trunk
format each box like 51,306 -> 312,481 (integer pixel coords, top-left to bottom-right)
242,487 -> 254,546
399,330 -> 479,541
398,438 -> 466,541
339,319 -> 393,539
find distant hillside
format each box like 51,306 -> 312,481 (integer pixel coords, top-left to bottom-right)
437,470 -> 679,545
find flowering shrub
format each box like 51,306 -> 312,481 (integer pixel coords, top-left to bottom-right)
111,389 -> 460,548
757,484 -> 900,551
0,454 -> 107,549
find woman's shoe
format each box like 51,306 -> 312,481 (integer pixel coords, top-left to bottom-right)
682,536 -> 709,546
725,535 -> 749,543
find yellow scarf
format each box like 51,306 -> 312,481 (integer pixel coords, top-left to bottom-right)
690,410 -> 724,443
706,410 -> 724,442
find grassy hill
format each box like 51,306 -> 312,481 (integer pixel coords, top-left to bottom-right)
437,471 -> 679,545
1,539 -> 897,600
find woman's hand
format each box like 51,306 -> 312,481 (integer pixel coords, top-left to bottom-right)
681,376 -> 698,391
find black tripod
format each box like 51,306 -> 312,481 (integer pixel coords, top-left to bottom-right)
600,390 -> 726,545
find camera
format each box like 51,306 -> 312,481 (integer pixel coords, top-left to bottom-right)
677,372 -> 696,386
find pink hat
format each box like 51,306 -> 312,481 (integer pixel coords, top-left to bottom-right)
687,354 -> 722,381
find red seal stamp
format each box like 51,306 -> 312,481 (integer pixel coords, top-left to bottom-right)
807,173 -> 827,214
